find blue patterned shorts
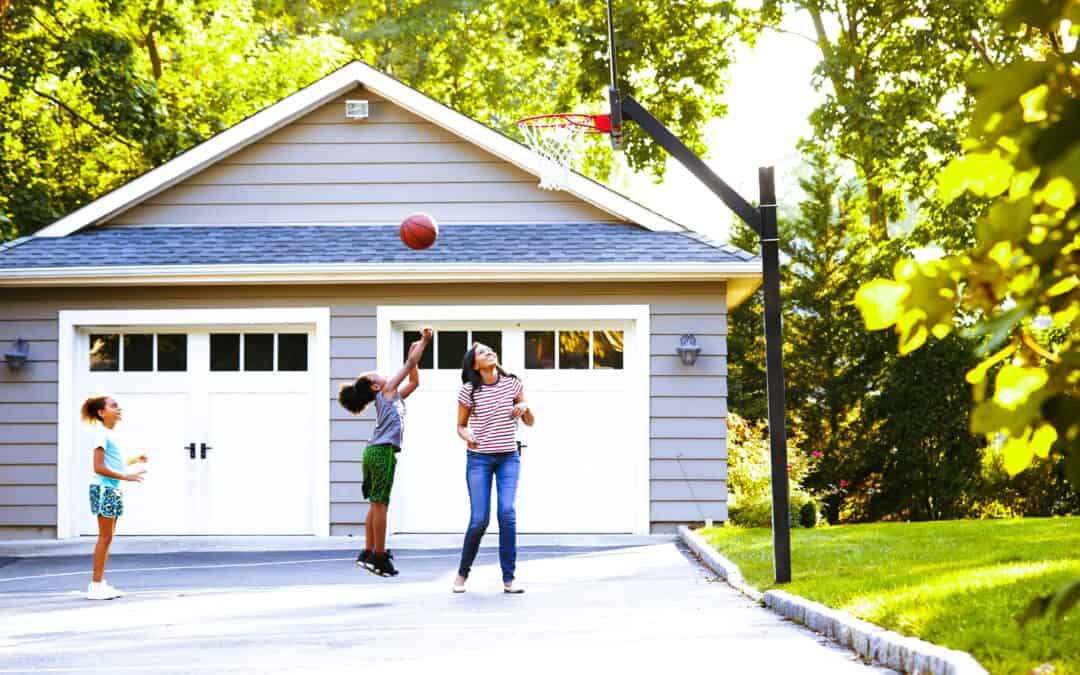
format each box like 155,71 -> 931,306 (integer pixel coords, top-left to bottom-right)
89,484 -> 124,518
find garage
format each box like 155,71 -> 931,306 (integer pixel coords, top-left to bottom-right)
61,308 -> 331,537
380,305 -> 650,535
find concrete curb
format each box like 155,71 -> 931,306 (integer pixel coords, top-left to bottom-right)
678,526 -> 987,675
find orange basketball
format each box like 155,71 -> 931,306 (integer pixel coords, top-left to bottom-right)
400,213 -> 438,250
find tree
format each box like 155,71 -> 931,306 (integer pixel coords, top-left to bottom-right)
726,155 -> 983,522
754,0 -> 1023,239
857,334 -> 984,521
855,0 -> 1078,622
253,0 -> 747,181
0,0 -> 352,238
2,0 -> 749,239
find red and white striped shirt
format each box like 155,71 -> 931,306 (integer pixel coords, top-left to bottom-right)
458,375 -> 524,454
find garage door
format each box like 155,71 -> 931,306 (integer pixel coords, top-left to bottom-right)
390,319 -> 644,534
75,326 -> 317,535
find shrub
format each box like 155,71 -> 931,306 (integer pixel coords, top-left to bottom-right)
729,488 -> 819,528
727,413 -> 818,528
799,500 -> 818,528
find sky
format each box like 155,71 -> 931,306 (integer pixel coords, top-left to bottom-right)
611,11 -> 824,244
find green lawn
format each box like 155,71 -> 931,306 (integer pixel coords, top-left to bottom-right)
697,518 -> 1079,675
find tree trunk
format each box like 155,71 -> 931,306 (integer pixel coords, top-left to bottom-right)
145,31 -> 162,80
145,0 -> 165,80
867,183 -> 887,239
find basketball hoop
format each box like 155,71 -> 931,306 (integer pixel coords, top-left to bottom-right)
516,113 -> 611,190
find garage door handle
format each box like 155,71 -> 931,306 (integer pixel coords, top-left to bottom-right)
200,443 -> 212,459
185,443 -> 196,459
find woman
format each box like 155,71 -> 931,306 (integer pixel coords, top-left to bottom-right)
453,342 -> 535,594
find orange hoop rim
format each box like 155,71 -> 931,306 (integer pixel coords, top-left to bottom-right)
516,113 -> 612,134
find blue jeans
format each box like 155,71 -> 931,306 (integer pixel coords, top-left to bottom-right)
458,450 -> 520,583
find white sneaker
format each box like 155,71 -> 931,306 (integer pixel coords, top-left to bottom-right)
86,581 -> 123,600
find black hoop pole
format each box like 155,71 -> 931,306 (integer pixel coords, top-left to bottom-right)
605,0 -> 623,149
620,93 -> 791,584
759,166 -> 791,583
621,96 -> 760,231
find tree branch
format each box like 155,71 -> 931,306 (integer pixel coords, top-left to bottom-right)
0,73 -> 138,150
1022,330 -> 1061,364
968,33 -> 995,68
742,19 -> 818,46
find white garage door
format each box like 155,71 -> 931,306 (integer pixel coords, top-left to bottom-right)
390,318 -> 646,534
74,326 -> 317,535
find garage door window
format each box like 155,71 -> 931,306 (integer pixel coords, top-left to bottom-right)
90,333 -> 189,372
525,330 -> 623,370
210,333 -> 309,372
403,330 -> 503,370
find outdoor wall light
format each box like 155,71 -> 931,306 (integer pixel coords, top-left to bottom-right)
4,339 -> 29,370
675,334 -> 701,366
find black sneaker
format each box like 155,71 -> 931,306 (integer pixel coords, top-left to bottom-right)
372,552 -> 399,577
356,549 -> 373,568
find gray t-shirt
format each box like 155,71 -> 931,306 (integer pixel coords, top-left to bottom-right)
368,390 -> 405,449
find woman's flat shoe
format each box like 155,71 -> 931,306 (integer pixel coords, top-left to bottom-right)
452,583 -> 466,594
503,585 -> 525,594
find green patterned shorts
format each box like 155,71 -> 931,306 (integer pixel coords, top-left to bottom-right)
362,444 -> 398,505
89,484 -> 124,518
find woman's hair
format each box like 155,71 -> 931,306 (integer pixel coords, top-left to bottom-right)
460,343 -> 517,408
338,376 -> 377,414
80,395 -> 110,424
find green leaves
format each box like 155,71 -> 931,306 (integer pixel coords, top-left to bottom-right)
994,365 -> 1049,410
938,152 -> 1015,201
854,279 -> 909,330
856,0 -> 1078,621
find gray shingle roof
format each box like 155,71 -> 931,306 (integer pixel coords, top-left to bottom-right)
0,224 -> 758,269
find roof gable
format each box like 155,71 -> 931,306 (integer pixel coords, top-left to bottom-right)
35,61 -> 685,237
107,90 -> 617,227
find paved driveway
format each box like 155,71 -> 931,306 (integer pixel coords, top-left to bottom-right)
0,542 -> 893,673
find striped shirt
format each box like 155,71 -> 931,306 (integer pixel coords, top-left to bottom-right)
458,375 -> 524,454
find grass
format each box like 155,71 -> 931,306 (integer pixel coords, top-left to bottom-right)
697,517 -> 1080,675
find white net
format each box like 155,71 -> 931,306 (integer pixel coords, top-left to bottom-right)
517,117 -> 593,191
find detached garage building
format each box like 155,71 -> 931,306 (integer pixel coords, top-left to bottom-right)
0,61 -> 760,539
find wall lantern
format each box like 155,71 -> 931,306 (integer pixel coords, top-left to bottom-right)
675,334 -> 701,366
4,339 -> 29,370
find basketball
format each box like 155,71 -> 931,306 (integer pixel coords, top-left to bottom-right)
400,213 -> 438,250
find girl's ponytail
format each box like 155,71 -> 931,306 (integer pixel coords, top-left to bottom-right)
338,377 -> 377,414
81,395 -> 110,424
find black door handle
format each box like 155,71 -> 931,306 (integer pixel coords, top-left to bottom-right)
201,442 -> 212,459
185,443 -> 196,459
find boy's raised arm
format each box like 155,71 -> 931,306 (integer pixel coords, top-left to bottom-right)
386,327 -> 433,395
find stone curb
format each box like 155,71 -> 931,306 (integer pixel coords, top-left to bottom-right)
677,524 -> 762,602
678,526 -> 987,675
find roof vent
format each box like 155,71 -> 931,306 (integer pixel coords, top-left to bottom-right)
345,100 -> 369,120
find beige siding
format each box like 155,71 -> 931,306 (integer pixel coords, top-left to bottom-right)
112,90 -> 616,226
0,282 -> 727,537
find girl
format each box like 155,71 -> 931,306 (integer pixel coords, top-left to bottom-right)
81,395 -> 147,600
338,326 -> 432,577
453,342 -> 535,594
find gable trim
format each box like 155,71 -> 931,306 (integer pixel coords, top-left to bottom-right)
35,61 -> 686,239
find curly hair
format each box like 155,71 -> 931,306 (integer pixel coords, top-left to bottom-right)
338,376 -> 377,414
80,395 -> 110,424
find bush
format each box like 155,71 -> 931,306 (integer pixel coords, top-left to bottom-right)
729,488 -> 819,528
727,413 -> 819,528
799,500 -> 818,528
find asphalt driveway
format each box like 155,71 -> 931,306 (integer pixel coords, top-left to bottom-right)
0,542 -> 893,673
